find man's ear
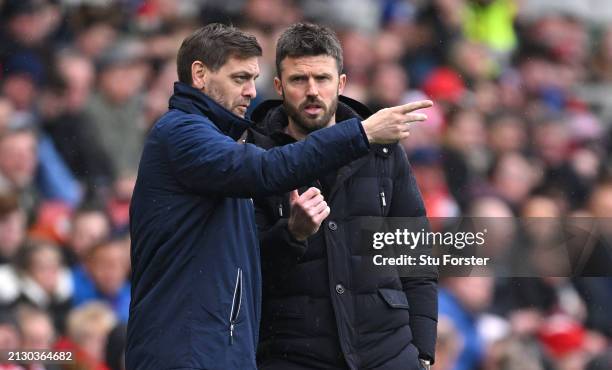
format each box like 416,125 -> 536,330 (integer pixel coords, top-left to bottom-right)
273,77 -> 283,97
191,61 -> 208,89
338,74 -> 347,95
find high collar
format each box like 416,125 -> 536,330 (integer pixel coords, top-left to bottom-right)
249,95 -> 373,146
169,81 -> 253,140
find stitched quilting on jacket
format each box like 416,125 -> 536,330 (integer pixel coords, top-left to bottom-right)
249,96 -> 438,370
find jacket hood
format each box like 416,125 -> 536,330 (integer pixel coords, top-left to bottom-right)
250,95 -> 373,137
169,81 -> 253,140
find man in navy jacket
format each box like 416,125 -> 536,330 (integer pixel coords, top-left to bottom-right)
126,23 -> 432,369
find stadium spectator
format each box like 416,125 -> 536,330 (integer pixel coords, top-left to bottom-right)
63,205 -> 111,267
16,243 -> 71,331
56,301 -> 116,370
439,276 -> 495,370
83,42 -> 148,181
0,192 -> 26,265
0,121 -> 39,220
43,53 -> 116,194
72,239 -> 130,323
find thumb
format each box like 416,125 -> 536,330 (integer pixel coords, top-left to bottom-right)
289,189 -> 299,205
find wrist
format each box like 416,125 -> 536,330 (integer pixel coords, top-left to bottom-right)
361,121 -> 373,143
287,223 -> 307,241
291,233 -> 307,242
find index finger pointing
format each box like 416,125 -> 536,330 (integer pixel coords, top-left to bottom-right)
395,100 -> 433,114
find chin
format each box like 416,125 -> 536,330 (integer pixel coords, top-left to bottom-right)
233,107 -> 248,117
302,119 -> 327,131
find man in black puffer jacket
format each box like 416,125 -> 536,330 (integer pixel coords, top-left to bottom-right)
249,23 -> 438,370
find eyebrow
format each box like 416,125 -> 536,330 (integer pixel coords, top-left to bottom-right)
288,72 -> 333,79
230,71 -> 259,79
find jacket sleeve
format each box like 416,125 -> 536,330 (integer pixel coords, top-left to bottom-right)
164,116 -> 369,198
254,201 -> 309,279
254,199 -> 308,264
387,145 -> 438,363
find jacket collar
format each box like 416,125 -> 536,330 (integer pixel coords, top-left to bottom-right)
169,81 -> 253,140
250,95 -> 373,139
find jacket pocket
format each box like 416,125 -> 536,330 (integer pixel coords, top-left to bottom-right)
378,288 -> 410,309
229,267 -> 243,344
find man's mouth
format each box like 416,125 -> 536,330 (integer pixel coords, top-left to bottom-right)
234,104 -> 248,116
303,104 -> 323,115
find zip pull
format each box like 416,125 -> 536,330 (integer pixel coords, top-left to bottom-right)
380,191 -> 387,208
229,268 -> 242,345
278,203 -> 283,217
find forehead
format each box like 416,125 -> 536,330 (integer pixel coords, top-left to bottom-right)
93,243 -> 124,257
218,55 -> 260,74
0,131 -> 36,146
75,211 -> 108,223
280,55 -> 339,75
33,246 -> 60,260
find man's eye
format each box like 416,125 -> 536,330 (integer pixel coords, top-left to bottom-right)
234,76 -> 247,83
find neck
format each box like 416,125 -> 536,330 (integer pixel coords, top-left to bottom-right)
285,115 -> 336,141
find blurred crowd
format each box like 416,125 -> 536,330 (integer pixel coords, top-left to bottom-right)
1,0 -> 612,369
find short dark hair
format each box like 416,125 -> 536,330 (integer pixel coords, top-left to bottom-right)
275,23 -> 343,76
176,23 -> 262,84
0,191 -> 20,219
87,237 -> 126,260
15,241 -> 62,273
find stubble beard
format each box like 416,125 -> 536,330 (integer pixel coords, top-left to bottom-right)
284,93 -> 339,135
204,83 -> 229,111
202,82 -> 249,117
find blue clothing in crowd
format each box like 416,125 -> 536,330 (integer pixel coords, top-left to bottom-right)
71,265 -> 130,322
439,288 -> 485,370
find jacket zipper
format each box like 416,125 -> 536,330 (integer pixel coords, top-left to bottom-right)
229,267 -> 243,344
378,155 -> 387,214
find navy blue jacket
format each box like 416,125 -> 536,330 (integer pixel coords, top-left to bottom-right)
126,82 -> 370,370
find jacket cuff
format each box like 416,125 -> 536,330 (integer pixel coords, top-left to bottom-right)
354,118 -> 371,151
409,314 -> 438,363
337,118 -> 370,157
266,218 -> 308,258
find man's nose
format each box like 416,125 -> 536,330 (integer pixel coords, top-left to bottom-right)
306,78 -> 318,97
243,80 -> 257,99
